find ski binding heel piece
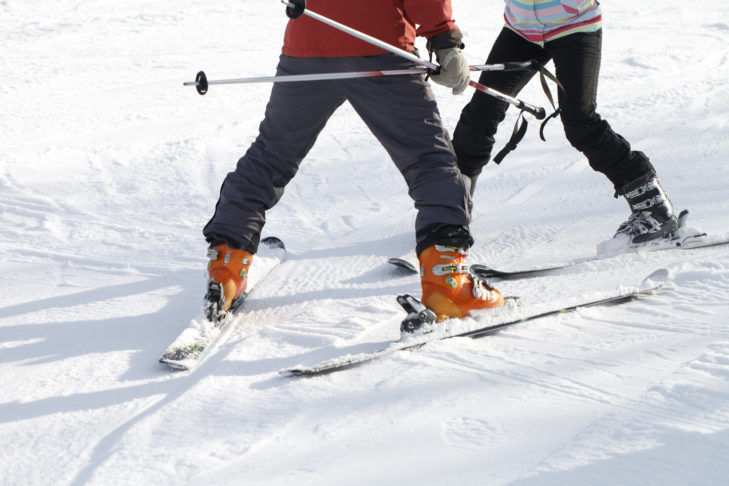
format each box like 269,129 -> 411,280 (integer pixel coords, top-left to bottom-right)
205,281 -> 227,322
398,294 -> 437,335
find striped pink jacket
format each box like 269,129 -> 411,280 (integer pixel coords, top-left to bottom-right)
504,0 -> 602,45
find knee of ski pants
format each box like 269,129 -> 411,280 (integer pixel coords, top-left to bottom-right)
452,123 -> 494,178
561,114 -> 609,151
453,93 -> 510,177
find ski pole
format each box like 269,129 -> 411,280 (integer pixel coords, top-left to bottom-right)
281,0 -> 546,120
185,68 -> 429,94
184,62 -> 537,94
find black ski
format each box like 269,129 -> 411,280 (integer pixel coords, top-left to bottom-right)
470,230 -> 728,279
159,236 -> 285,371
389,211 -> 727,280
282,269 -> 669,376
389,255 -> 578,279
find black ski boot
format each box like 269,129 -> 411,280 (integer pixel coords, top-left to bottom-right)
614,174 -> 678,244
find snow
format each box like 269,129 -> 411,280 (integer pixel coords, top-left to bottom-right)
2,0 -> 729,484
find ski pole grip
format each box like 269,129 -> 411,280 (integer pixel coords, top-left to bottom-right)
502,61 -> 536,72
283,0 -> 306,19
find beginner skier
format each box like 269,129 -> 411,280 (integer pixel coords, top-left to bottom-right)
203,0 -> 503,323
452,0 -> 678,246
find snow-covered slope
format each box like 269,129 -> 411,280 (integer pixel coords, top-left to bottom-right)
2,1 -> 729,484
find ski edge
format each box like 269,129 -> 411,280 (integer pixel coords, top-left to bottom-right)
462,267 -> 668,339
282,268 -> 670,377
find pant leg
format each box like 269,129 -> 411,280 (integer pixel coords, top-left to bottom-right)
452,28 -> 551,177
203,55 -> 346,252
546,31 -> 655,191
342,55 -> 474,254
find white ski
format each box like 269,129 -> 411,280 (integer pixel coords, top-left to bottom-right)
159,237 -> 285,371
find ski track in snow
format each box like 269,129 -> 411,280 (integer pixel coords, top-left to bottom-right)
2,1 -> 729,485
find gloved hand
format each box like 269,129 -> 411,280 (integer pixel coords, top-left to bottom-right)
430,46 -> 470,95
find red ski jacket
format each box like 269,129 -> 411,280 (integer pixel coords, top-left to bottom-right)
282,0 -> 459,58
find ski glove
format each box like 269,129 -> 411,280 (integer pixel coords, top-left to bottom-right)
430,47 -> 470,95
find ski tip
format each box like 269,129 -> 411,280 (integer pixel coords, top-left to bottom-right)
387,257 -> 418,274
159,346 -> 202,371
159,358 -> 193,371
677,208 -> 690,228
261,236 -> 285,250
641,268 -> 671,290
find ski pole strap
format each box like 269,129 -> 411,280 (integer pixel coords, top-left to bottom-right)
535,61 -> 564,142
493,110 -> 527,165
539,107 -> 561,141
492,61 -> 563,164
536,62 -> 563,111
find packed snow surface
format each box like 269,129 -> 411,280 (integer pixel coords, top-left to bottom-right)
2,1 -> 729,484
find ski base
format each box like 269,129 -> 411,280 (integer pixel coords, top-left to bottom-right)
159,236 -> 285,371
282,269 -> 669,377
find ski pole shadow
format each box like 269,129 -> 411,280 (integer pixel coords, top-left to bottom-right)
0,267 -> 206,382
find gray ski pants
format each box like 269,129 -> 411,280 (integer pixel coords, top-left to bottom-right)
203,54 -> 472,253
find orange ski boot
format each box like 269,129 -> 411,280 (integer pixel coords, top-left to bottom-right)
206,243 -> 253,320
419,244 -> 504,321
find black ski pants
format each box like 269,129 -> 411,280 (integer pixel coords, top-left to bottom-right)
452,28 -> 655,192
204,54 -> 473,255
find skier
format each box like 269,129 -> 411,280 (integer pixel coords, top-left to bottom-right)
452,0 -> 678,246
203,0 -> 503,323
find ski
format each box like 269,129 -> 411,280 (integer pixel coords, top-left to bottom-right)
470,229 -> 729,279
282,269 -> 669,377
389,211 -> 728,280
159,236 -> 286,371
388,255 -> 574,280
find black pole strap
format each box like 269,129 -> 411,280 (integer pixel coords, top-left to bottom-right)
535,62 -> 564,141
493,110 -> 527,165
492,60 -> 565,165
539,107 -> 561,141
